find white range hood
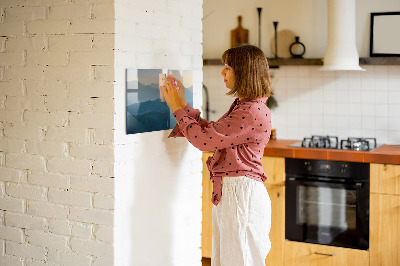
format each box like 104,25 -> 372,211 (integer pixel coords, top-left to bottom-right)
320,0 -> 365,71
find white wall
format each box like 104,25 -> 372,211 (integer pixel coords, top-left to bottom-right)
203,0 -> 400,145
0,0 -> 115,265
113,0 -> 203,265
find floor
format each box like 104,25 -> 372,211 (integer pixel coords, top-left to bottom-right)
202,257 -> 211,266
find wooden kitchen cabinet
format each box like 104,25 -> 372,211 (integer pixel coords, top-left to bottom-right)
261,156 -> 285,185
370,193 -> 400,266
284,241 -> 369,266
264,184 -> 285,266
370,163 -> 400,195
262,156 -> 285,266
201,154 -> 286,266
202,152 -> 213,258
370,163 -> 400,266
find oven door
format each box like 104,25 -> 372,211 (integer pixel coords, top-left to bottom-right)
285,177 -> 369,250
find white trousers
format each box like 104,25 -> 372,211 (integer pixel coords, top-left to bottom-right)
212,176 -> 271,266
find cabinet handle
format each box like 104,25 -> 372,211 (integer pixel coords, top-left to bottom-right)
314,252 -> 335,257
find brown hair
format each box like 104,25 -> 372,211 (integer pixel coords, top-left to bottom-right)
221,44 -> 273,99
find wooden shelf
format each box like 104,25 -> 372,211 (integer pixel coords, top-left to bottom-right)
203,57 -> 400,67
268,58 -> 322,67
359,57 -> 400,65
203,58 -> 323,67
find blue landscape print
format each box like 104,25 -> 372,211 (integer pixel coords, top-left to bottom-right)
126,69 -> 193,134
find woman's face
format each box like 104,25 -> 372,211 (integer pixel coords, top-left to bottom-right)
220,64 -> 235,89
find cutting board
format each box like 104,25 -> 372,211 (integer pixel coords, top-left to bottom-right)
231,16 -> 249,48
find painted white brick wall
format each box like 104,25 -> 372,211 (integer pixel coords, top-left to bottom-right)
204,65 -> 400,144
0,1 -> 115,266
114,0 -> 203,266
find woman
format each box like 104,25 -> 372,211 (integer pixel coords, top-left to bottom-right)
161,44 -> 273,266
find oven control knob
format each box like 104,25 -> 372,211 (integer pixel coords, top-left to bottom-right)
340,164 -> 347,174
304,162 -> 312,171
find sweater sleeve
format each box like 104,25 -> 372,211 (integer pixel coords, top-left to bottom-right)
172,106 -> 257,152
168,104 -> 210,138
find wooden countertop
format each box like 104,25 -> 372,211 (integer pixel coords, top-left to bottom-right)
263,139 -> 400,165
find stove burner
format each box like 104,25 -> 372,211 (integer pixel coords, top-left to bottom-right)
295,136 -> 378,151
301,135 -> 339,149
340,137 -> 377,151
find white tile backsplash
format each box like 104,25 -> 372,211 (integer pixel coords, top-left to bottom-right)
336,115 -> 348,129
348,90 -> 362,104
389,131 -> 400,144
336,103 -> 349,116
374,65 -> 388,77
374,78 -> 388,91
375,104 -> 389,117
298,77 -> 311,89
361,76 -> 375,91
348,71 -> 362,90
323,103 -> 336,116
388,76 -> 400,91
361,104 -> 374,117
388,91 -> 400,104
362,90 -> 375,103
375,117 -> 389,129
374,90 -> 388,104
389,117 -> 400,131
388,65 -> 400,76
362,116 -> 375,130
203,64 -> 400,144
286,77 -> 299,89
389,104 -> 400,117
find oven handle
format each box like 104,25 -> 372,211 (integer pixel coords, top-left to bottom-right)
314,252 -> 335,257
286,177 -> 364,189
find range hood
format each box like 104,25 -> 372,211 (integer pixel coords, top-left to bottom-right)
320,0 -> 365,71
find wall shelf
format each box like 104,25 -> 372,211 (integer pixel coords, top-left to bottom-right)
268,58 -> 323,67
203,58 -> 323,67
203,57 -> 400,67
359,57 -> 400,65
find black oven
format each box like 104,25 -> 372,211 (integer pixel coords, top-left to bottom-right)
285,158 -> 369,250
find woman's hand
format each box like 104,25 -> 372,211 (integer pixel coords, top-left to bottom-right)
168,75 -> 187,108
160,77 -> 185,113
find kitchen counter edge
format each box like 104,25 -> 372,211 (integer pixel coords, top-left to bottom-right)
263,139 -> 400,165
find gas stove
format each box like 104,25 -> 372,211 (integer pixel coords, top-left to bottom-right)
289,135 -> 381,151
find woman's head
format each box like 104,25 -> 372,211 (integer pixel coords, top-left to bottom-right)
221,44 -> 273,99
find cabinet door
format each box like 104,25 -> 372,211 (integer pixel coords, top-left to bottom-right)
370,164 -> 400,195
202,152 -> 213,258
262,156 -> 285,186
284,241 -> 369,266
370,193 -> 400,266
264,184 -> 284,266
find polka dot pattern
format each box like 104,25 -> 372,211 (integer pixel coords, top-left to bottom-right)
168,97 -> 272,206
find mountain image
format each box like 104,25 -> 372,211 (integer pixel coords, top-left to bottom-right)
126,70 -> 193,135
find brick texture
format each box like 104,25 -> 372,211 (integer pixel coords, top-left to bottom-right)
5,212 -> 48,231
6,241 -> 47,261
0,1 -> 115,264
25,230 -> 69,251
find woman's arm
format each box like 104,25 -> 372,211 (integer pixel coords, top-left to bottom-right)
168,104 -> 212,138
173,106 -> 257,152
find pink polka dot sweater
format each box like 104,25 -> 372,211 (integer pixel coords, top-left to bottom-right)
169,97 -> 272,206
